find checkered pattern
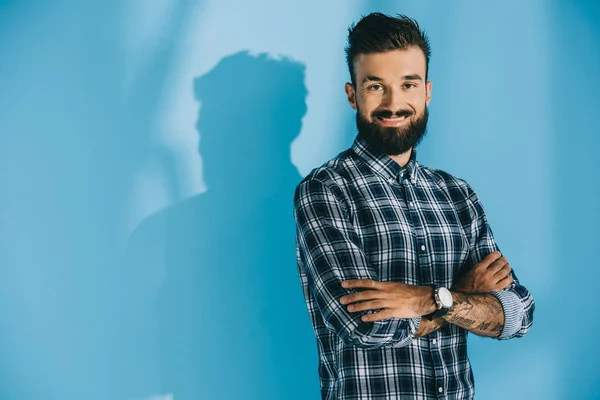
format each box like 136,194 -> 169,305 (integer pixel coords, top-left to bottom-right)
294,135 -> 535,399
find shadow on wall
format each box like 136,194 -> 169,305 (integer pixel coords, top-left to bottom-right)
125,51 -> 319,400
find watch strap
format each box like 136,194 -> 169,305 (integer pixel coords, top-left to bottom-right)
423,307 -> 450,321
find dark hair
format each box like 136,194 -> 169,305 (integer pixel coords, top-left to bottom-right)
345,13 -> 431,84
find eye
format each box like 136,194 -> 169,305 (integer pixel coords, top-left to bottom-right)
404,83 -> 417,89
367,84 -> 384,91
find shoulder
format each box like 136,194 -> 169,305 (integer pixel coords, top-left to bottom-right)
295,148 -> 358,198
418,165 -> 478,202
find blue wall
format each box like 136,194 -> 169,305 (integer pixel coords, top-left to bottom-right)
0,1 -> 598,399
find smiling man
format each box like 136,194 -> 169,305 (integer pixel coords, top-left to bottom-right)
293,13 -> 535,400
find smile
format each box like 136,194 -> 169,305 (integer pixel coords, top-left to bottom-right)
377,115 -> 410,127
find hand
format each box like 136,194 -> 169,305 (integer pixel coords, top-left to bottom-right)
339,280 -> 436,322
452,251 -> 513,293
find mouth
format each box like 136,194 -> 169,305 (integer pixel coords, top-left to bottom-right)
376,115 -> 411,127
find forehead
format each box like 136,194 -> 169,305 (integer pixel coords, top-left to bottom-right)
353,47 -> 427,81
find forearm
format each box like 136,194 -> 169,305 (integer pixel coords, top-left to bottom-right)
442,291 -> 504,337
414,317 -> 446,338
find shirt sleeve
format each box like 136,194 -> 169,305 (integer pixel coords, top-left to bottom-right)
465,185 -> 535,340
294,177 -> 420,349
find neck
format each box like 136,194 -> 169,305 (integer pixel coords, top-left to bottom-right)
388,148 -> 413,167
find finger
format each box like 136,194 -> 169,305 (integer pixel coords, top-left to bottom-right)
487,257 -> 508,273
494,264 -> 512,278
477,251 -> 502,268
362,309 -> 394,322
342,279 -> 382,289
347,300 -> 386,313
340,290 -> 384,305
495,274 -> 514,290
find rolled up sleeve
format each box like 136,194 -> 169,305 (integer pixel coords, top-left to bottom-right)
465,185 -> 535,340
294,177 -> 419,348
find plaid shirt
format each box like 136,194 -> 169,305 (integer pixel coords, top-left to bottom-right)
294,135 -> 535,399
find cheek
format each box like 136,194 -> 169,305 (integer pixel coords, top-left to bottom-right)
414,92 -> 428,108
411,103 -> 425,115
358,93 -> 382,116
408,95 -> 427,114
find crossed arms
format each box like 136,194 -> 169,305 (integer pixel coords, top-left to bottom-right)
339,252 -> 513,339
294,177 -> 535,348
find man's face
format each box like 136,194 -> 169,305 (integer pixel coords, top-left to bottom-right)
345,47 -> 432,156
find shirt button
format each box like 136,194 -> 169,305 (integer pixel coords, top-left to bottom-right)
438,387 -> 443,393
388,178 -> 394,184
408,201 -> 414,207
420,245 -> 426,251
432,338 -> 437,345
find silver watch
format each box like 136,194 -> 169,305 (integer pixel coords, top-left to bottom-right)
424,286 -> 453,320
434,286 -> 453,310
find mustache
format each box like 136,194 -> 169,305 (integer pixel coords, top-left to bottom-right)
371,109 -> 413,119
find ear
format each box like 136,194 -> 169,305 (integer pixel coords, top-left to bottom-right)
425,81 -> 432,107
344,82 -> 357,110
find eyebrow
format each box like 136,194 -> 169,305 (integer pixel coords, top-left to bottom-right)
403,74 -> 423,81
361,74 -> 423,84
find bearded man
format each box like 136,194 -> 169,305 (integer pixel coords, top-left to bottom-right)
293,13 -> 535,400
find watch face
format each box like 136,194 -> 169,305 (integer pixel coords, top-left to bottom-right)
438,288 -> 453,308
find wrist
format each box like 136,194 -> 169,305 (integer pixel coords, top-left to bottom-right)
417,285 -> 437,316
450,290 -> 458,302
440,290 -> 460,321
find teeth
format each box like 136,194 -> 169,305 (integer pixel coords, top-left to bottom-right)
384,116 -> 406,120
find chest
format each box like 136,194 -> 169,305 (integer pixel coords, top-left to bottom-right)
347,179 -> 471,286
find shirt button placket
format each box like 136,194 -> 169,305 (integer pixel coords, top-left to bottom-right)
406,184 -> 430,284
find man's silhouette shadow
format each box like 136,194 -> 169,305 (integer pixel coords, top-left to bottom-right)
125,51 -> 319,399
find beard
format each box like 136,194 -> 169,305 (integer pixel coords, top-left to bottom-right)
356,105 -> 429,156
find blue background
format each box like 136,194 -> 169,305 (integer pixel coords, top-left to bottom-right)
0,1 -> 598,399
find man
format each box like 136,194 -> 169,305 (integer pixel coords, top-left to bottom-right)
293,13 -> 535,399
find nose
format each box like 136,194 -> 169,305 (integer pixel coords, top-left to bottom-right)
381,87 -> 406,112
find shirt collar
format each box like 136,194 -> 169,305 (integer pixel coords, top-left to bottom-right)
351,134 -> 419,184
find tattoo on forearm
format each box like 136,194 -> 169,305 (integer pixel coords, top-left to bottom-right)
415,325 -> 436,338
475,321 -> 490,330
414,318 -> 446,338
442,293 -> 505,337
452,316 -> 475,327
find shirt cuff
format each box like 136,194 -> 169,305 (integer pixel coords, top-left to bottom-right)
391,317 -> 421,348
410,316 -> 421,334
490,290 -> 525,339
